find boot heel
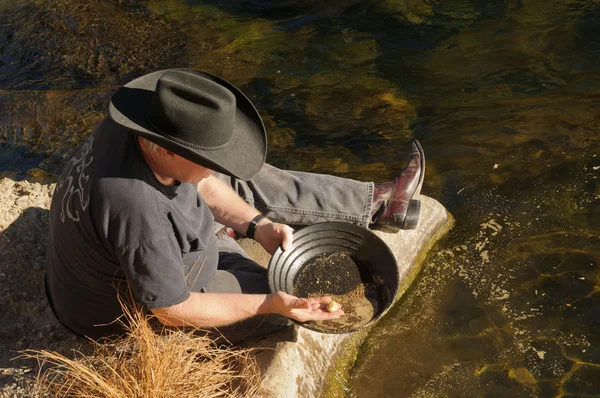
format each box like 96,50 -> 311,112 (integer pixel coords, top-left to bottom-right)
401,200 -> 420,230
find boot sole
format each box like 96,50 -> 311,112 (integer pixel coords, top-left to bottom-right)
413,139 -> 425,198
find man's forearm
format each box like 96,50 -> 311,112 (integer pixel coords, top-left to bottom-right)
151,292 -> 271,327
197,175 -> 261,234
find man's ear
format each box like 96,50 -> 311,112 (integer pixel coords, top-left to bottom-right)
160,147 -> 175,158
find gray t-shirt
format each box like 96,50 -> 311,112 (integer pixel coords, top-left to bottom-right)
46,118 -> 219,339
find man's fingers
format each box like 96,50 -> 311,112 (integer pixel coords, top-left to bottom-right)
308,296 -> 332,305
298,309 -> 345,322
318,309 -> 344,319
294,298 -> 310,309
281,225 -> 294,251
277,292 -> 345,322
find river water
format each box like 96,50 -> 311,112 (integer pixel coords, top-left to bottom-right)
1,0 -> 599,396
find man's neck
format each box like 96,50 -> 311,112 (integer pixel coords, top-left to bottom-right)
137,137 -> 177,186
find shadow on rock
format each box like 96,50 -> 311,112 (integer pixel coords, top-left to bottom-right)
0,206 -> 90,392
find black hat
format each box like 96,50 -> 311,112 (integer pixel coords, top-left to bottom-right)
109,69 -> 267,180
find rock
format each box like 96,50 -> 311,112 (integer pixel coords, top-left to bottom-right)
238,194 -> 454,397
327,300 -> 341,312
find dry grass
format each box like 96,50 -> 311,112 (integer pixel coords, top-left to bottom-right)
19,298 -> 262,398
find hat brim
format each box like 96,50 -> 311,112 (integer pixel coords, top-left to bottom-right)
108,69 -> 267,181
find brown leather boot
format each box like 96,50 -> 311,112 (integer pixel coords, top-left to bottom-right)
371,140 -> 425,231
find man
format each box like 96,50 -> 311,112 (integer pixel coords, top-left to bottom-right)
45,68 -> 424,340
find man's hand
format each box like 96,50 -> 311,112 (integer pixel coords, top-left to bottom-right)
254,218 -> 294,254
269,291 -> 344,323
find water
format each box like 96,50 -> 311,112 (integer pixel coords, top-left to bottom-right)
1,0 -> 598,396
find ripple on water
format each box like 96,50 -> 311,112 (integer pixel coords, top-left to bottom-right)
349,177 -> 600,396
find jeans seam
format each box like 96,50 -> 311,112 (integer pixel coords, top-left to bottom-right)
364,182 -> 374,227
243,196 -> 256,208
266,206 -> 365,220
252,202 -> 369,225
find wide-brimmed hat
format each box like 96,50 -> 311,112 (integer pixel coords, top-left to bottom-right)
109,68 -> 267,180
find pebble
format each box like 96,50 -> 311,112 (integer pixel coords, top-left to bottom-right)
327,300 -> 342,312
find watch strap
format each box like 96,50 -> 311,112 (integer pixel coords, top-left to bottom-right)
246,214 -> 266,239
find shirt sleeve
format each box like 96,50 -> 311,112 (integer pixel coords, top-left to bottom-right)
116,236 -> 191,309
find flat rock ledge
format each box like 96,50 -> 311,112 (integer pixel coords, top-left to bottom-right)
0,178 -> 453,398
239,194 -> 454,397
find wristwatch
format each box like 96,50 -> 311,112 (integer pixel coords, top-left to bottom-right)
246,214 -> 266,239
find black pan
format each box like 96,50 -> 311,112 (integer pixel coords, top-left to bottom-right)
268,221 -> 399,333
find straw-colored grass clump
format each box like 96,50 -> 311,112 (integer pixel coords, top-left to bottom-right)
21,301 -> 261,397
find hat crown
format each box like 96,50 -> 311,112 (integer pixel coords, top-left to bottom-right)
149,70 -> 236,149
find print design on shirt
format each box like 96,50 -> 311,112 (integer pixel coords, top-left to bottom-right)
59,137 -> 94,223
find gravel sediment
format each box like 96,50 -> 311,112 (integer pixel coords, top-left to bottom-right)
0,178 -> 87,398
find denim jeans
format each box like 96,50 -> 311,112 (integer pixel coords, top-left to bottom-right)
202,164 -> 375,342
217,163 -> 374,227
